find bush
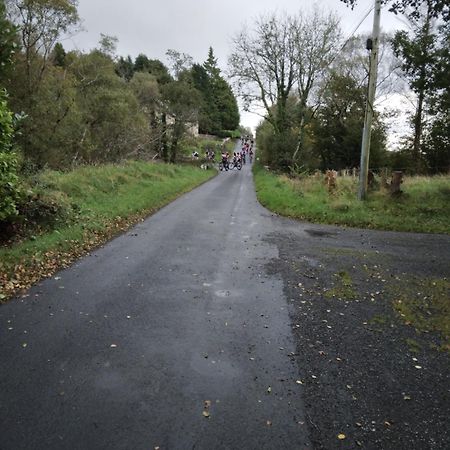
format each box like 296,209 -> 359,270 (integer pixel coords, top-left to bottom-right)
0,151 -> 21,221
0,90 -> 14,153
0,91 -> 21,222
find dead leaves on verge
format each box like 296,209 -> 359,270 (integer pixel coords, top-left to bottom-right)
0,212 -> 153,302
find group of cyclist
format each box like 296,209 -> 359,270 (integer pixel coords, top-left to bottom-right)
220,136 -> 254,171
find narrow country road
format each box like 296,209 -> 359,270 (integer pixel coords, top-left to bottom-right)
1,142 -> 449,449
0,145 -> 311,449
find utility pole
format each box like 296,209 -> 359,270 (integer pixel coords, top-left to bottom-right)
358,0 -> 382,200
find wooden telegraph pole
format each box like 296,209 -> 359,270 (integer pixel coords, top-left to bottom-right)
358,0 -> 382,200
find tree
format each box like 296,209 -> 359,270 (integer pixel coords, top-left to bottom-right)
98,33 -> 118,58
69,50 -> 148,164
134,54 -> 172,84
339,0 -> 448,18
311,72 -> 387,170
0,89 -> 21,222
51,42 -> 66,67
5,0 -> 79,98
0,0 -> 18,79
229,13 -> 298,134
190,63 -> 213,133
115,55 -> 134,81
192,47 -> 239,134
292,9 -> 341,161
130,71 -> 162,156
229,11 -> 342,170
392,0 -> 446,171
161,81 -> 201,163
166,49 -> 193,80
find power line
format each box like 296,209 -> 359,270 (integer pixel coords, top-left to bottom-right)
331,5 -> 375,67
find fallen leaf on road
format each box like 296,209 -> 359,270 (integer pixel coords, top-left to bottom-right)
337,434 -> 346,440
296,380 -> 304,385
267,386 -> 272,393
202,411 -> 210,418
110,344 -> 117,348
266,420 -> 272,426
22,343 -> 27,348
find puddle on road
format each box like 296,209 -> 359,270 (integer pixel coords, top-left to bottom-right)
305,229 -> 337,238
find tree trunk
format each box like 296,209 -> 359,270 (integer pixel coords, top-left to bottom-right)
412,88 -> 424,173
161,113 -> 169,162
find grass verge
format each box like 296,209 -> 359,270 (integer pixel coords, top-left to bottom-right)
253,163 -> 450,234
0,161 -> 215,301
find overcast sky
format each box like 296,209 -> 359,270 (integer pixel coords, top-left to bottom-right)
66,0 -> 408,131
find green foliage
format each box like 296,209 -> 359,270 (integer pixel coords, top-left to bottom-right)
0,90 -> 21,221
134,54 -> 172,84
191,47 -> 239,135
0,151 -> 21,220
161,80 -> 202,162
0,90 -> 14,153
51,42 -> 66,67
115,55 -> 134,81
253,162 -> 450,234
0,0 -> 18,78
311,73 -> 387,170
391,2 -> 449,173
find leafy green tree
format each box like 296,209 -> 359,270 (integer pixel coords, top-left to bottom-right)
98,33 -> 118,57
134,54 -> 172,84
69,50 -> 148,164
0,0 -> 18,79
116,55 -> 134,81
191,47 -> 239,134
392,1 -> 439,171
5,0 -> 79,99
311,73 -> 387,170
229,10 -> 340,167
0,90 -> 21,220
51,42 -> 67,67
166,49 -> 193,80
190,63 -> 213,133
161,81 -> 201,163
130,72 -> 162,156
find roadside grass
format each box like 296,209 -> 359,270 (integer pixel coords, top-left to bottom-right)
0,161 -> 215,300
253,163 -> 450,234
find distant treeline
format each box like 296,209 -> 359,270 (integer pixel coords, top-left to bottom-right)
228,3 -> 449,175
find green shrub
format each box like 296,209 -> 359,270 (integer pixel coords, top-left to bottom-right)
0,90 -> 14,153
0,91 -> 22,221
0,151 -> 21,220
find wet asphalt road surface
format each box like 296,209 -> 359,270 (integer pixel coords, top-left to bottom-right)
0,154 -> 311,449
1,145 -> 449,449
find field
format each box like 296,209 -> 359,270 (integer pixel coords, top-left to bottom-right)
253,164 -> 450,234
